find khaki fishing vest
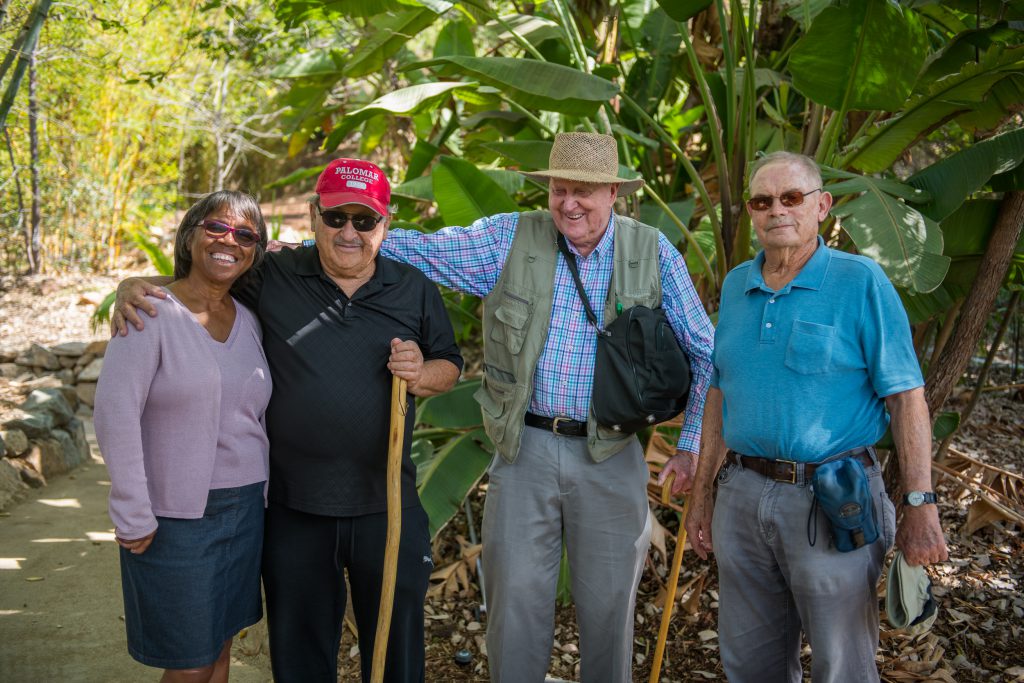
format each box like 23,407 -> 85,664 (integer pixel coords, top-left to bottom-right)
474,210 -> 662,464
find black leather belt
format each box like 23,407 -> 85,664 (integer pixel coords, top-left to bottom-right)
524,412 -> 587,437
726,447 -> 873,484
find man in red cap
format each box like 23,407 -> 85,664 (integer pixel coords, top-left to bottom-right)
111,159 -> 463,683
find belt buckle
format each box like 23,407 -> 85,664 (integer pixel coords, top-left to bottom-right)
773,459 -> 797,484
551,417 -> 569,435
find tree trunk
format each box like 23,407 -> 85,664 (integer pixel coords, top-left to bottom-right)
924,191 -> 1024,418
0,0 -> 52,130
27,50 -> 41,273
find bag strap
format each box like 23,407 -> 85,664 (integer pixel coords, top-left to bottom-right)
556,233 -> 605,334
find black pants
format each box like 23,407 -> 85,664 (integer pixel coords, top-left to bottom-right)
262,502 -> 433,683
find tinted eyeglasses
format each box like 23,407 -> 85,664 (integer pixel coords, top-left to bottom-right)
317,205 -> 384,232
199,220 -> 260,247
746,188 -> 822,212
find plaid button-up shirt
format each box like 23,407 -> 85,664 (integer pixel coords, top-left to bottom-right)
380,212 -> 714,454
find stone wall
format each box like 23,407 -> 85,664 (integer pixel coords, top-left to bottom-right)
0,340 -> 106,510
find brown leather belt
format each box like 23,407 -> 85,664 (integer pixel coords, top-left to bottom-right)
726,448 -> 874,484
525,412 -> 587,437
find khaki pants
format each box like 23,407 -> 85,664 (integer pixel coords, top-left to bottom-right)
482,426 -> 651,683
712,456 -> 896,683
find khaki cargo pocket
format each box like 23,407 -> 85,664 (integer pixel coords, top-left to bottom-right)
784,320 -> 836,375
474,375 -> 514,445
489,293 -> 532,354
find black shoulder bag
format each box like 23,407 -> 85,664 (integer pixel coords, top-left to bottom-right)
557,234 -> 691,434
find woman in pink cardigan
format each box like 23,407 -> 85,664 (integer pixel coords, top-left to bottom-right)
95,191 -> 271,683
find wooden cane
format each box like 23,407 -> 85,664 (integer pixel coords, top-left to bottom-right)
370,375 -> 407,683
649,472 -> 691,683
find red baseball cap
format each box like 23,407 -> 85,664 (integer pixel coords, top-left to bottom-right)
315,158 -> 391,216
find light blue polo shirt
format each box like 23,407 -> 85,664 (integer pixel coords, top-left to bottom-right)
711,237 -> 923,462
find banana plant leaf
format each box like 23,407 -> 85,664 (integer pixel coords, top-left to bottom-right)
434,18 -> 475,58
323,81 -> 478,151
417,428 -> 492,538
418,379 -> 484,429
843,45 -> 1024,173
271,49 -> 344,79
833,188 -> 950,293
432,156 -> 520,225
653,0 -> 712,22
345,9 -> 440,79
485,13 -> 562,46
907,127 -> 1024,222
639,199 -> 695,248
395,166 -> 524,203
275,0 -> 414,24
480,140 -> 553,170
789,0 -> 929,112
404,56 -> 620,116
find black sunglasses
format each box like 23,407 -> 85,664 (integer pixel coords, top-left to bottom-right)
746,188 -> 822,212
199,220 -> 260,247
317,205 -> 384,232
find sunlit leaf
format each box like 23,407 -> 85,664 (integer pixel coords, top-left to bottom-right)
790,0 -> 928,112
432,156 -> 520,224
346,9 -> 440,79
405,56 -> 619,116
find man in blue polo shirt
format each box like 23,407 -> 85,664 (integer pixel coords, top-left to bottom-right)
682,151 -> 947,683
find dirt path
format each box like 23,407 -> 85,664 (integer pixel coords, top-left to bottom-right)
0,421 -> 272,683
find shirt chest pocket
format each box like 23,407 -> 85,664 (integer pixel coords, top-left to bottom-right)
489,292 -> 533,355
784,320 -> 836,375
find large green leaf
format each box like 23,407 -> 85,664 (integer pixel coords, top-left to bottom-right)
789,0 -> 928,112
274,0 -> 410,25
907,128 -> 1024,222
417,428 -> 492,538
639,199 -> 695,247
940,199 -> 1005,257
417,379 -> 484,429
434,18 -> 475,58
404,56 -> 620,116
844,45 -> 1024,173
432,156 -> 520,224
395,167 -> 524,202
479,140 -> 553,170
833,188 -> 950,293
823,173 -> 932,204
346,9 -> 440,79
654,0 -> 712,22
323,81 -> 478,151
485,13 -> 563,46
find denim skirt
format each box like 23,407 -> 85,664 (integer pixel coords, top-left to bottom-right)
119,481 -> 265,669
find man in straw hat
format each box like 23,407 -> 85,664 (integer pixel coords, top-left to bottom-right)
380,131 -> 714,682
683,151 -> 946,682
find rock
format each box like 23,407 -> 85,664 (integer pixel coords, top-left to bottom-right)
76,357 -> 104,382
25,437 -> 67,478
0,363 -> 20,378
8,456 -> 45,488
75,353 -> 95,369
52,428 -> 88,471
55,386 -> 79,411
0,347 -> 16,363
58,355 -> 78,369
22,389 -> 75,427
56,369 -> 75,386
76,382 -> 97,407
15,343 -> 59,371
85,340 -> 108,357
2,409 -> 55,439
1,428 -> 29,456
0,458 -> 28,510
52,341 -> 88,357
65,419 -> 90,465
16,375 -> 62,392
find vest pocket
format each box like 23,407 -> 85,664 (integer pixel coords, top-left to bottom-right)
784,320 -> 835,375
489,293 -> 532,354
474,375 -> 513,445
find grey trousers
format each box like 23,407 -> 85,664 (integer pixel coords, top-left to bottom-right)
712,456 -> 896,683
482,426 -> 652,683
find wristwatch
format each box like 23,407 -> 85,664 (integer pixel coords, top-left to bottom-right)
903,491 -> 937,506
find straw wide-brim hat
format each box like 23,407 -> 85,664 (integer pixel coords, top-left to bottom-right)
520,132 -> 645,197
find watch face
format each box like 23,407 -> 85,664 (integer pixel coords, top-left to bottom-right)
907,491 -> 924,506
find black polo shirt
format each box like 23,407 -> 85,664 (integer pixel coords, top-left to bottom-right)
235,246 -> 463,517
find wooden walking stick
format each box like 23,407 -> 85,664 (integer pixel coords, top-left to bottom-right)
371,375 -> 407,683
649,472 -> 691,683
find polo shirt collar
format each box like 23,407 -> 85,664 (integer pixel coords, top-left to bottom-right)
744,236 -> 831,294
295,244 -> 401,289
